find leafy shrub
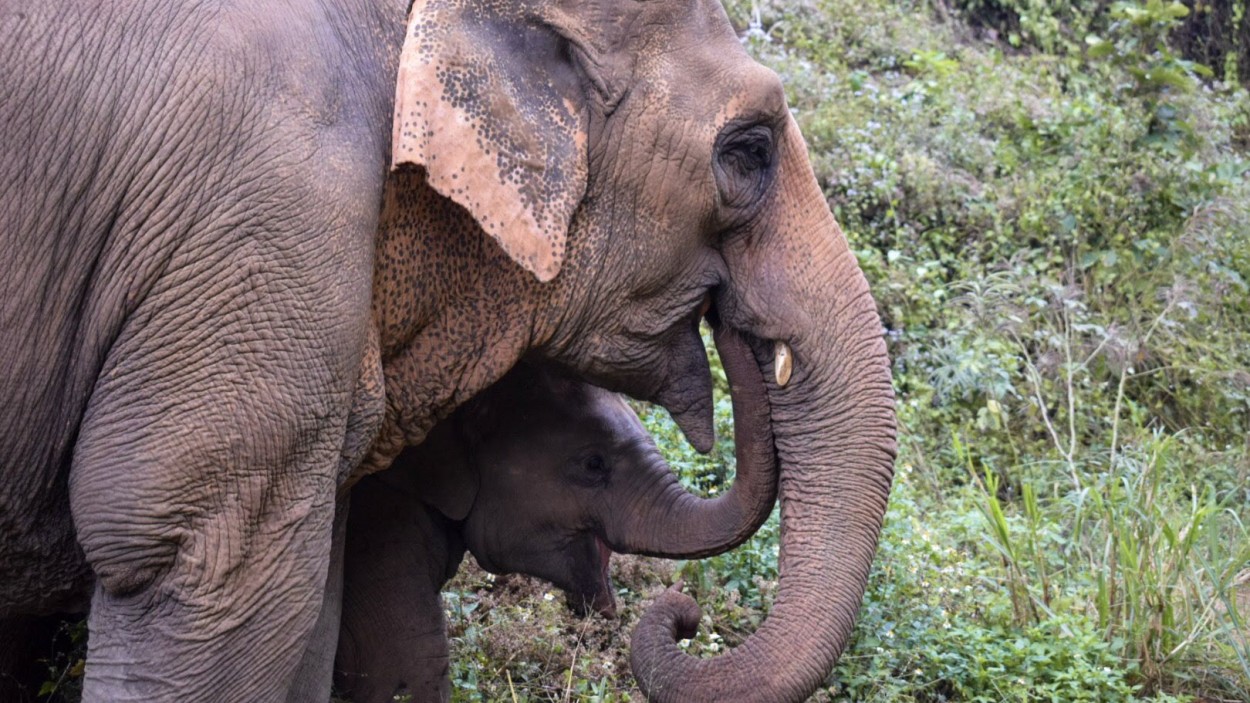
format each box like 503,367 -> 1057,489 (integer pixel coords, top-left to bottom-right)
1170,0 -> 1250,84
950,0 -> 1105,52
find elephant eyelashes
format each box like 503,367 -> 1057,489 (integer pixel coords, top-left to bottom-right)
714,123 -> 776,210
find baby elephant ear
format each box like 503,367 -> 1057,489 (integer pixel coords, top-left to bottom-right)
415,422 -> 479,522
393,0 -> 590,283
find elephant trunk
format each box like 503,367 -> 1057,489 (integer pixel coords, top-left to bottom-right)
600,323 -> 777,559
629,120 -> 897,702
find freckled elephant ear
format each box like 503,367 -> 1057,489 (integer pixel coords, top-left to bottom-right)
393,0 -> 600,283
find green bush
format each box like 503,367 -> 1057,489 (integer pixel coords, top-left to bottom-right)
951,0 -> 1105,52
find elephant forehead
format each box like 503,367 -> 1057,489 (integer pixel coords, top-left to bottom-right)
594,392 -> 646,437
630,20 -> 786,132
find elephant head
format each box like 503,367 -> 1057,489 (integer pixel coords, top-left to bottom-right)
408,330 -> 776,617
371,0 -> 898,699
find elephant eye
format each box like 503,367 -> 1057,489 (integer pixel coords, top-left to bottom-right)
583,454 -> 607,474
721,126 -> 773,172
715,123 -> 775,209
570,452 -> 611,488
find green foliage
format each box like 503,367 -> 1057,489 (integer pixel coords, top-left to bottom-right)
36,620 -> 87,701
1170,0 -> 1250,86
951,0 -> 1104,52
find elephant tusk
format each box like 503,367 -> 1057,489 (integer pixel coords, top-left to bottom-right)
773,341 -> 793,387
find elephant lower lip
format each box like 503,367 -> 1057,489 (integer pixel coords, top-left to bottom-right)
593,536 -> 616,617
596,536 -> 612,588
651,302 -> 717,454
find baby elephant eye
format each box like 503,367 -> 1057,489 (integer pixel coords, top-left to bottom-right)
583,454 -> 607,474
570,453 -> 611,489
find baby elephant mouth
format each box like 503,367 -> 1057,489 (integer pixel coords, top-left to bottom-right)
565,535 -> 617,618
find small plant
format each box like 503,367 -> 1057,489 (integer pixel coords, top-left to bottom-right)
1087,1 -> 1214,93
1086,1 -> 1215,147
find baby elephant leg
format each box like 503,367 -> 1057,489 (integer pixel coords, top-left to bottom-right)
337,473 -> 463,703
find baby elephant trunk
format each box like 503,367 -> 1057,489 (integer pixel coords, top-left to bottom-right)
602,324 -> 777,558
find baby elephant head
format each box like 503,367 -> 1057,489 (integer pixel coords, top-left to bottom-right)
409,327 -> 777,616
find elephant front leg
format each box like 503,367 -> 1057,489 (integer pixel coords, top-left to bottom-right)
73,454 -> 338,701
67,258 -> 374,701
71,394 -> 344,702
284,498 -> 350,703
336,474 -> 463,703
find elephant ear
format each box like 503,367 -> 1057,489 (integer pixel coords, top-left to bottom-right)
415,421 -> 479,522
393,0 -> 606,282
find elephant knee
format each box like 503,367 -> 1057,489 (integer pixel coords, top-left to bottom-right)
77,523 -> 179,597
70,465 -> 185,597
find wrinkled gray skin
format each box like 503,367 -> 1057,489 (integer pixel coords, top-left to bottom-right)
2,1 -> 397,700
336,355 -> 776,702
1,0 -> 895,700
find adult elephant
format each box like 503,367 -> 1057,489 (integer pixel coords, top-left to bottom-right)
0,1 -> 895,702
361,0 -> 898,699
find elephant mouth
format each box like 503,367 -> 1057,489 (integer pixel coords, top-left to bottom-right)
565,534 -> 617,618
593,535 -> 615,617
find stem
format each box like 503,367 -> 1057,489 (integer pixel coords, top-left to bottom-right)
1108,364 -> 1129,472
1011,330 -> 1077,490
1064,303 -> 1078,473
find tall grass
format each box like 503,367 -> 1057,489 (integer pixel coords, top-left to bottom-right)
962,302 -> 1250,695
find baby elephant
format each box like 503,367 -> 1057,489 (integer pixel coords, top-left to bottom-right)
336,340 -> 777,702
